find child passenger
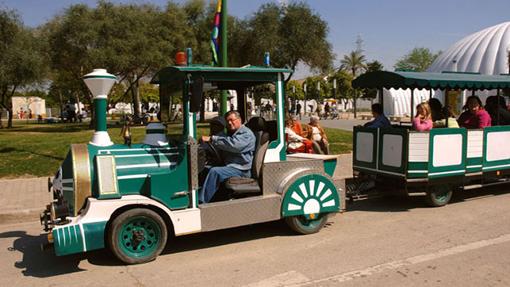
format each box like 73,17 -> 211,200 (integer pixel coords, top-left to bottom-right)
457,95 -> 491,129
412,102 -> 433,131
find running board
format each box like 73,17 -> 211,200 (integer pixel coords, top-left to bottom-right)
463,178 -> 510,190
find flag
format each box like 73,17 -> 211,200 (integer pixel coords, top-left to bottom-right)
210,0 -> 222,65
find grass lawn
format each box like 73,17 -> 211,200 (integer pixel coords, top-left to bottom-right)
0,122 -> 352,178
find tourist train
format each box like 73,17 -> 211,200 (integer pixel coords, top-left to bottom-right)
40,53 -> 510,264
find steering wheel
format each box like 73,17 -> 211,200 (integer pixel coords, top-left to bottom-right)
206,141 -> 223,166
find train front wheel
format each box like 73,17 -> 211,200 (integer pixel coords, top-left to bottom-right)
285,214 -> 329,235
108,208 -> 168,264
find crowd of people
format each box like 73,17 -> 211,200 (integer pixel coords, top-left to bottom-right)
364,95 -> 510,132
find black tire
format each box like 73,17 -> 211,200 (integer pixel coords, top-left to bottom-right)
108,208 -> 168,264
285,214 -> 329,235
425,185 -> 453,207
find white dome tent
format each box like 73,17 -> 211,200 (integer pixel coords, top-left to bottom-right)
383,21 -> 510,116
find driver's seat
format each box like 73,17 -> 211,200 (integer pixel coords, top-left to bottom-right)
224,117 -> 269,197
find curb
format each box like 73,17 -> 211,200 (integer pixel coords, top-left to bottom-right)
0,208 -> 42,224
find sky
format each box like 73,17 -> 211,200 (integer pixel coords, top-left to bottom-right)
2,0 -> 510,78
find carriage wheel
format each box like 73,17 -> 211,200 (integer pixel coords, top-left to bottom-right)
425,185 -> 453,207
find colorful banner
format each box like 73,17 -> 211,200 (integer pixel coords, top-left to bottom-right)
210,0 -> 222,65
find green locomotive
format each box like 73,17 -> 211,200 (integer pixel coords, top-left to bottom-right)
40,55 -> 344,264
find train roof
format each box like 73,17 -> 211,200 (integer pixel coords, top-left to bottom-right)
151,65 -> 292,89
352,71 -> 510,90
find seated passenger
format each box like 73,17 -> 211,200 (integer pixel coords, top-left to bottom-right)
364,103 -> 391,128
428,98 -> 444,122
199,111 -> 255,203
457,95 -> 491,129
433,105 -> 459,128
285,116 -> 313,153
412,102 -> 433,131
485,95 -> 510,126
305,116 -> 330,154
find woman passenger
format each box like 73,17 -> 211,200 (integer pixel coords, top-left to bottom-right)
457,96 -> 491,129
433,105 -> 459,128
306,115 -> 330,154
285,116 -> 313,153
412,102 -> 433,131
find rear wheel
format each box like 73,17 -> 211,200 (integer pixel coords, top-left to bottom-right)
108,208 -> 168,264
285,214 -> 329,235
425,185 -> 453,207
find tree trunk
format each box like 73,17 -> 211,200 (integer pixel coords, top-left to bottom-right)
7,86 -> 17,128
199,96 -> 206,123
87,93 -> 95,129
353,95 -> 358,119
131,76 -> 141,119
7,104 -> 13,128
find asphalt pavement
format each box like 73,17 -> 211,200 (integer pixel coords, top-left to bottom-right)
1,186 -> 509,286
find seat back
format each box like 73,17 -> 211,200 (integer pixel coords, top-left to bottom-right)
246,117 -> 269,180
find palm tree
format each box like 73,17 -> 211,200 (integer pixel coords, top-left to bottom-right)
340,50 -> 367,118
340,50 -> 367,77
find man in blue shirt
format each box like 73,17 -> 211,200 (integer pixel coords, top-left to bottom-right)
199,111 -> 256,203
364,103 -> 391,128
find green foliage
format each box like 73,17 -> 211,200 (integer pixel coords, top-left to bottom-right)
340,50 -> 367,77
251,84 -> 275,106
364,60 -> 384,99
303,76 -> 329,100
44,1 -> 196,117
139,82 -> 159,103
238,2 -> 333,81
394,47 -> 441,72
366,60 -> 384,72
329,70 -> 354,100
286,80 -> 304,100
0,9 -> 48,127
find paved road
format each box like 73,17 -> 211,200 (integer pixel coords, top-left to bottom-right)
2,187 -> 510,286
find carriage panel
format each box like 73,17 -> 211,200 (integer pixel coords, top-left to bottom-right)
407,132 -> 429,178
378,128 -> 407,176
483,126 -> 510,172
466,130 -> 483,173
428,128 -> 467,179
353,127 -> 378,172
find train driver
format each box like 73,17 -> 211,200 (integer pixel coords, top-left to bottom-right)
199,111 -> 256,203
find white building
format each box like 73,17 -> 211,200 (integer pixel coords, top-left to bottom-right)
12,96 -> 46,119
384,21 -> 510,116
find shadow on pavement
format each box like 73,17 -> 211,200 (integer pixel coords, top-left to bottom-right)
1,230 -> 85,277
347,185 -> 510,213
163,220 -> 296,256
66,220 -> 301,267
347,195 -> 425,212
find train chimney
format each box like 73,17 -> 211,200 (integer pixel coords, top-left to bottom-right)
83,69 -> 116,146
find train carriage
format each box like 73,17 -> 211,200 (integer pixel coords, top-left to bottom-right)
350,71 -> 510,206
